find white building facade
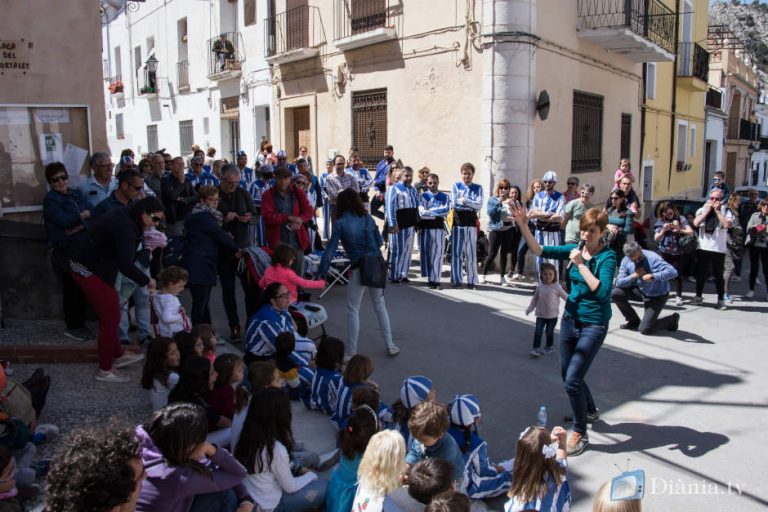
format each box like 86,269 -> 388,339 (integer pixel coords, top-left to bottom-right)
751,89 -> 768,186
101,0 -> 271,161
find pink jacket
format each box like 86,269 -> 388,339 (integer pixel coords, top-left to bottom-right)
259,264 -> 325,303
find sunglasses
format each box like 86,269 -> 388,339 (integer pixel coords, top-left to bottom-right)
498,186 -> 509,190
50,175 -> 68,183
543,180 -> 554,184
611,196 -> 621,200
151,215 -> 163,224
567,181 -> 577,185
709,196 -> 721,200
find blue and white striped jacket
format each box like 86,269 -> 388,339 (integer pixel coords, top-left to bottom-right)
309,367 -> 343,415
244,304 -> 294,357
346,167 -> 374,193
385,182 -> 419,228
448,426 -> 512,499
185,170 -> 220,189
451,182 -> 483,212
504,459 -> 571,512
419,190 -> 451,219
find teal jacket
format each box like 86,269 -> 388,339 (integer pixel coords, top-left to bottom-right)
541,244 -> 617,325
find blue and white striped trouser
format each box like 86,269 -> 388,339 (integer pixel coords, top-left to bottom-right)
389,226 -> 415,280
535,229 -> 562,281
419,228 -> 446,283
248,215 -> 266,247
451,225 -> 478,285
322,201 -> 332,240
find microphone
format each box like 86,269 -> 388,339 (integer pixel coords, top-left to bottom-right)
566,240 -> 586,270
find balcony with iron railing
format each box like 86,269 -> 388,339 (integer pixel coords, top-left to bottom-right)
677,42 -> 709,90
706,87 -> 723,110
265,5 -> 326,65
334,0 -> 399,51
207,32 -> 243,79
577,0 -> 675,62
728,118 -> 759,141
177,60 -> 189,92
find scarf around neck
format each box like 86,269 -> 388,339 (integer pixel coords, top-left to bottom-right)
193,203 -> 224,226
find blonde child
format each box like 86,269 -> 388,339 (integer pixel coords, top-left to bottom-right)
614,159 -> 633,190
259,243 -> 326,303
151,266 -> 190,338
352,430 -> 407,512
592,480 -> 642,512
526,262 -> 568,357
505,425 -> 570,512
140,337 -> 181,410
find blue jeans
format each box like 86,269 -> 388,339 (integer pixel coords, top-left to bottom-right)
346,268 -> 395,357
119,263 -> 152,341
190,488 -> 237,512
533,317 -> 557,349
559,313 -> 608,436
275,478 -> 328,512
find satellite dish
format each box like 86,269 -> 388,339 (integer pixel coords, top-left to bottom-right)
536,90 -> 550,121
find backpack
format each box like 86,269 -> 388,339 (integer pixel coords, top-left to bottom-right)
162,236 -> 188,268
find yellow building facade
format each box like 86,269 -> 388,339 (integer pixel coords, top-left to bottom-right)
642,0 -> 709,204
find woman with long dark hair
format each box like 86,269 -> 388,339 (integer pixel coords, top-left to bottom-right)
511,205 -> 616,457
605,189 -> 634,263
235,387 -> 328,512
69,196 -> 164,383
318,189 -> 399,358
136,402 -> 252,512
168,356 -> 232,436
480,179 -> 521,286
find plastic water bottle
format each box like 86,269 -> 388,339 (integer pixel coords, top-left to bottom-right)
537,406 -> 547,428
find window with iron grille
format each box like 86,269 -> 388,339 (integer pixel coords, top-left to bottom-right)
352,89 -> 387,170
571,91 -> 603,173
620,113 -> 631,161
179,120 -> 194,156
147,124 -> 158,153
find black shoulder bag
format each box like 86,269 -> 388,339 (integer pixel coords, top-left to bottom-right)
358,216 -> 387,289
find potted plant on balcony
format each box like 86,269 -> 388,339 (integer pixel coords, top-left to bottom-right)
139,85 -> 156,95
109,80 -> 124,94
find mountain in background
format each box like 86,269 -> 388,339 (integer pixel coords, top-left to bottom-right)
709,0 -> 768,72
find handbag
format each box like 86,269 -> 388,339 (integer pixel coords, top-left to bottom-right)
676,233 -> 696,254
358,216 -> 387,289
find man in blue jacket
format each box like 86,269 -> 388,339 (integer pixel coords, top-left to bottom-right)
612,240 -> 680,334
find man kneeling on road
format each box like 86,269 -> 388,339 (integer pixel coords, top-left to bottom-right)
612,240 -> 680,335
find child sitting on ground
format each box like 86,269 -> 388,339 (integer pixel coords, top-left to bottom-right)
326,405 -> 379,512
426,491 -> 472,512
309,337 -> 345,415
151,266 -> 190,338
259,243 -> 326,303
505,425 -> 570,512
190,323 -> 218,363
447,394 -> 512,499
174,331 -> 203,367
334,355 -> 378,427
352,430 -> 407,512
393,376 -> 435,445
140,337 -> 181,411
526,262 -> 567,357
274,332 -> 314,404
230,360 -> 281,450
0,445 -> 24,511
384,458 -> 455,512
208,354 -> 248,421
406,401 -> 465,491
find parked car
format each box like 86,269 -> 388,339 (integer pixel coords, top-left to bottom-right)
644,198 -> 705,249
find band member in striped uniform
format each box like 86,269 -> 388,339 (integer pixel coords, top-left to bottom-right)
418,173 -> 450,289
451,163 -> 484,289
318,158 -> 335,241
529,170 -> 566,280
247,168 -> 273,247
386,167 -> 420,284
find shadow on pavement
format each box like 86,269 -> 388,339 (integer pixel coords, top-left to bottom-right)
590,421 -> 729,457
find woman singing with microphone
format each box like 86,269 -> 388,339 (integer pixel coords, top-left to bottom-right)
510,203 -> 616,456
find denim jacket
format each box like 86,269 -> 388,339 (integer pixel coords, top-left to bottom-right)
43,188 -> 90,247
486,196 -> 516,231
318,213 -> 382,276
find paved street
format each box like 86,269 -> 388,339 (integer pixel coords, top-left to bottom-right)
263,266 -> 768,511
4,262 -> 767,511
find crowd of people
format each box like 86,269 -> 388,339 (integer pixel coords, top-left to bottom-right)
25,140 -> 768,511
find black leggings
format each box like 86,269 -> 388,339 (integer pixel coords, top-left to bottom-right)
748,246 -> 768,290
695,249 -> 725,300
482,228 -> 520,276
660,251 -> 685,297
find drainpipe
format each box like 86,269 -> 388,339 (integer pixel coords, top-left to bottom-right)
667,0 -> 680,191
481,0 -> 537,192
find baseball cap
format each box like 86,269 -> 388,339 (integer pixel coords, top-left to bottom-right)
400,376 -> 433,409
448,394 -> 481,426
542,170 -> 558,183
236,150 -> 247,158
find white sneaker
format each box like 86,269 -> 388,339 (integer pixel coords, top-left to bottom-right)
529,348 -> 542,357
675,296 -> 684,307
113,352 -> 144,369
504,275 -> 515,284
745,290 -> 755,299
95,369 -> 130,384
512,273 -> 523,281
478,275 -> 487,285
498,277 -> 506,286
